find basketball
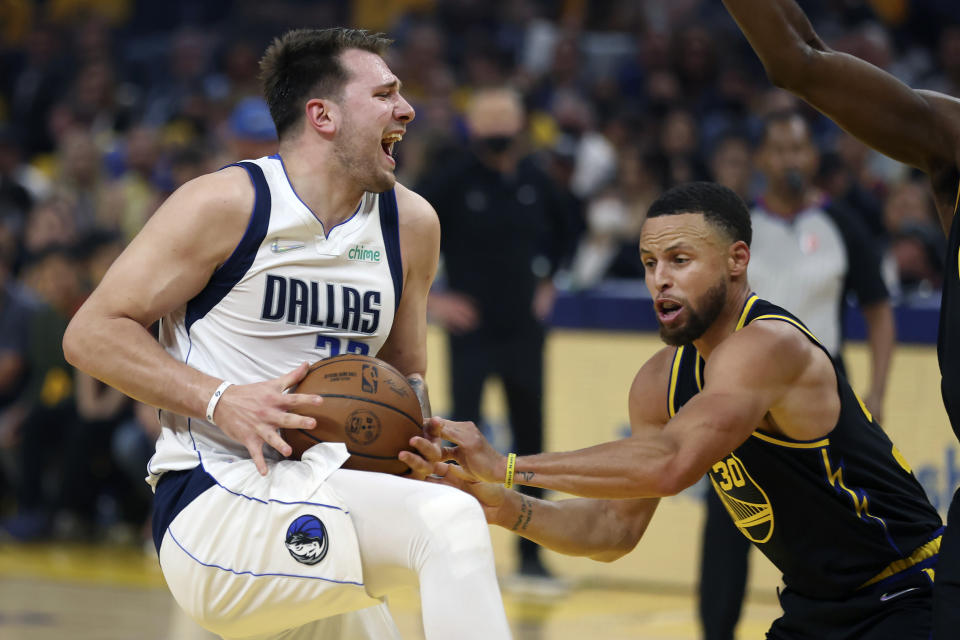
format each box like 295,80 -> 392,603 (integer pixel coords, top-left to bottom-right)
283,354 -> 424,475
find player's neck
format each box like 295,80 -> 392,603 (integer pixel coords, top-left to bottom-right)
692,285 -> 753,360
276,146 -> 365,229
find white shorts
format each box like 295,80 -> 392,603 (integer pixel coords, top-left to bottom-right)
155,444 -> 510,640
157,448 -> 382,639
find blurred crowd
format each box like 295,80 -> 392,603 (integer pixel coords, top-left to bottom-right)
0,0 -> 957,543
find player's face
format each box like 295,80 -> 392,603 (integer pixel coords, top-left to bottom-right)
640,213 -> 731,346
333,49 -> 415,193
757,118 -> 818,196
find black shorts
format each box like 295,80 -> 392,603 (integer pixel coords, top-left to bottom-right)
767,573 -> 933,640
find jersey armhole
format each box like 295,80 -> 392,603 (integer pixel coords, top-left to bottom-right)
184,162 -> 272,332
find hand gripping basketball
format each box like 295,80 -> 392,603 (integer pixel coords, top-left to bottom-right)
427,417 -> 507,484
209,362 -> 324,476
283,354 -> 425,475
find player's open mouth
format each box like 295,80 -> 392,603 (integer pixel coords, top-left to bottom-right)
655,299 -> 684,323
381,132 -> 403,167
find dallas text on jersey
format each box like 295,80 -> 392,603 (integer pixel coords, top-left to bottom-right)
260,274 -> 381,334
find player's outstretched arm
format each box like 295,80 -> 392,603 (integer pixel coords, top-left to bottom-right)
723,0 -> 960,206
376,183 -> 441,419
434,326 -> 814,499
401,447 -> 658,562
62,168 -> 322,475
452,472 -> 657,562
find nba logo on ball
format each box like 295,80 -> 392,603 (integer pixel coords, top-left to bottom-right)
361,364 -> 378,393
285,515 -> 329,565
346,409 -> 382,445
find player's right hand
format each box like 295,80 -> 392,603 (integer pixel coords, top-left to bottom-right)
210,362 -> 324,476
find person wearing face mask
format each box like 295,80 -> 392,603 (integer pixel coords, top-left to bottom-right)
418,87 -> 577,586
696,109 -> 896,640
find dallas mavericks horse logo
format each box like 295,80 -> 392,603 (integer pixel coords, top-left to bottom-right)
285,515 -> 329,565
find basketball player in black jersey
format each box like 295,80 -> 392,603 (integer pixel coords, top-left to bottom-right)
719,2 -> 960,635
405,182 -> 943,638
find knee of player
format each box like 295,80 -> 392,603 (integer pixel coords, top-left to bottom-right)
414,484 -> 490,555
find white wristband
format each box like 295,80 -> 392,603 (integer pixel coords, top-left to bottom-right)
206,381 -> 233,424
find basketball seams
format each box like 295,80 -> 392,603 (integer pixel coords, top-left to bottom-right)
304,354 -> 409,381
315,393 -> 422,430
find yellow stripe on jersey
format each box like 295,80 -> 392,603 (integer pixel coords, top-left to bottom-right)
668,346 -> 684,418
751,430 -> 830,449
694,352 -> 703,392
735,294 -> 759,331
954,178 -> 959,281
891,445 -> 913,474
822,448 -> 896,545
751,314 -> 822,344
854,390 -> 874,423
859,535 -> 942,589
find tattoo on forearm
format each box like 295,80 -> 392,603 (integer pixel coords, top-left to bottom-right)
511,494 -> 534,532
407,376 -> 432,418
516,471 -> 535,484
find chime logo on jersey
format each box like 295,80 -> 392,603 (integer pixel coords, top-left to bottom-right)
285,515 -> 329,565
709,453 -> 774,544
261,274 -> 381,334
347,244 -> 382,263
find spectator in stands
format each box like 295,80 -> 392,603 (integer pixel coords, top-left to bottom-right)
569,147 -> 666,288
419,87 -> 577,585
883,178 -> 946,297
708,131 -> 754,203
102,126 -> 163,242
215,97 -> 278,166
1,245 -> 83,540
0,222 -> 38,511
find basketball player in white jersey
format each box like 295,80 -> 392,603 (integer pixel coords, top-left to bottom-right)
62,28 -> 511,640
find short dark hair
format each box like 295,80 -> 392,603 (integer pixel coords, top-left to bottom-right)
759,109 -> 810,147
646,182 -> 752,246
259,28 -> 393,139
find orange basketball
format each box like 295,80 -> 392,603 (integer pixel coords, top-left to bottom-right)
283,354 -> 424,475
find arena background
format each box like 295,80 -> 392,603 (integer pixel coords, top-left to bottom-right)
0,0 -> 957,638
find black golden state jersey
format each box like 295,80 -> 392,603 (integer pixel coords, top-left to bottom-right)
670,295 -> 942,598
938,186 -> 960,439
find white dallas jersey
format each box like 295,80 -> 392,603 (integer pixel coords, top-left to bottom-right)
148,155 -> 403,485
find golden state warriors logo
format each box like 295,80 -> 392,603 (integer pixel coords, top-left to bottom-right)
708,453 -> 774,544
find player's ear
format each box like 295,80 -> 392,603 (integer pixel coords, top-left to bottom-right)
305,98 -> 337,136
728,240 -> 750,277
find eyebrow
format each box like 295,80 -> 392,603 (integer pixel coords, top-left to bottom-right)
376,78 -> 402,92
639,243 -> 692,255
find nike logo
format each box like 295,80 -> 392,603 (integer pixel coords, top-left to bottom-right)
271,240 -> 306,254
879,587 -> 920,602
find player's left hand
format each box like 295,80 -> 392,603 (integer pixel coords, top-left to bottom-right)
400,416 -> 446,480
